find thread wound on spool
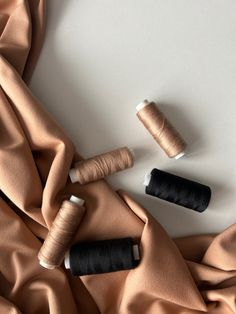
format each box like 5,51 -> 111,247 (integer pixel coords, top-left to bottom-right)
145,168 -> 211,212
38,196 -> 85,269
69,147 -> 134,185
136,100 -> 186,159
66,238 -> 140,276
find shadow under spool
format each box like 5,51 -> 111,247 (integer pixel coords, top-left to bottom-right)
69,147 -> 134,184
65,238 -> 140,276
38,195 -> 86,269
144,169 -> 211,212
136,100 -> 186,159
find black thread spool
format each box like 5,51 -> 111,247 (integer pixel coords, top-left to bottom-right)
64,238 -> 140,276
144,169 -> 211,212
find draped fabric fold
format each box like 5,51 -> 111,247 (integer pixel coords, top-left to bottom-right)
0,1 -> 236,313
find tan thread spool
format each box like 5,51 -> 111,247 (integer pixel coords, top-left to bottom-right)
136,100 -> 186,159
69,147 -> 134,184
38,196 -> 85,269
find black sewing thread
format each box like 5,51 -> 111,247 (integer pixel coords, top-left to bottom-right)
145,169 -> 211,212
68,238 -> 139,276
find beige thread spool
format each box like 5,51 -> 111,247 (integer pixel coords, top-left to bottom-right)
136,100 -> 186,159
69,147 -> 134,184
38,195 -> 85,269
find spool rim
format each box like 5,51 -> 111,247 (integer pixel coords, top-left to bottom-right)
128,148 -> 135,160
70,195 -> 84,206
132,245 -> 140,261
69,168 -> 78,183
174,151 -> 185,160
64,251 -> 70,269
39,260 -> 56,269
143,173 -> 151,186
136,99 -> 150,112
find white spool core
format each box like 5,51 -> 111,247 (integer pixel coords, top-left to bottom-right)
64,251 -> 70,269
128,148 -> 135,160
132,245 -> 140,261
39,260 -> 55,270
174,151 -> 185,160
70,195 -> 84,206
136,99 -> 150,112
69,168 -> 78,183
143,173 -> 151,186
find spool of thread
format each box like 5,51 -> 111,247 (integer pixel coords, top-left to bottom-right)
69,147 -> 134,184
144,169 -> 211,212
38,196 -> 86,269
64,238 -> 140,276
136,100 -> 186,159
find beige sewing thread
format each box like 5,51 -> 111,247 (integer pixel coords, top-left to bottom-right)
69,147 -> 134,184
38,195 -> 85,269
136,100 -> 186,159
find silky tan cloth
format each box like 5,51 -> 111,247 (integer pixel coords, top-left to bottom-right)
0,1 -> 236,313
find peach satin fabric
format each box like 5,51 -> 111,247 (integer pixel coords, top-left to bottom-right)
0,1 -> 236,313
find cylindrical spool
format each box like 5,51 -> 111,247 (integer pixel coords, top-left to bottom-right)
64,238 -> 140,276
69,147 -> 134,184
38,196 -> 86,269
136,100 -> 186,159
144,169 -> 211,212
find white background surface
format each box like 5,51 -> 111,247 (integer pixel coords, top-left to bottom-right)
30,0 -> 236,237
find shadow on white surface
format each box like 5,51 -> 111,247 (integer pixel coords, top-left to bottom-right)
30,0 -> 236,237
157,102 -> 206,158
128,191 -> 222,238
33,1 -> 124,156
